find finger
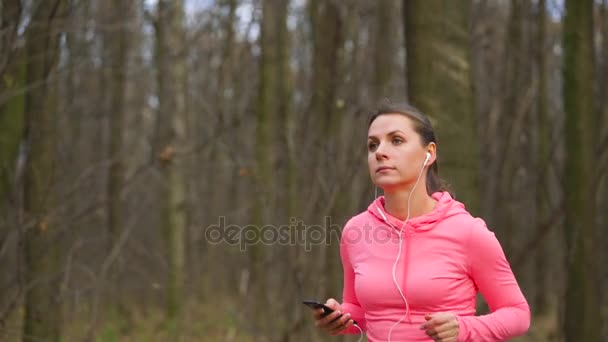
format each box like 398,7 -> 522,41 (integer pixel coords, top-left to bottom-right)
327,312 -> 350,331
325,298 -> 340,310
312,308 -> 325,320
436,326 -> 459,338
327,313 -> 351,335
421,320 -> 437,330
432,314 -> 452,325
433,321 -> 458,334
424,324 -> 452,339
421,314 -> 438,329
434,335 -> 457,342
427,320 -> 458,340
439,336 -> 455,342
316,310 -> 343,328
420,320 -> 432,330
421,313 -> 452,329
424,327 -> 438,339
431,327 -> 458,342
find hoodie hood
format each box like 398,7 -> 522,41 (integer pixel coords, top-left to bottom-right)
367,191 -> 467,233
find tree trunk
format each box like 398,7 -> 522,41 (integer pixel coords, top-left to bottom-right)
534,0 -> 550,316
22,1 -> 65,341
308,0 -> 344,302
102,0 -> 132,321
250,0 -> 289,335
155,0 -> 187,330
267,0 -> 298,337
563,0 -> 600,340
403,0 -> 479,214
599,6 -> 608,335
0,0 -> 24,206
209,0 -> 238,233
0,0 -> 21,76
373,0 -> 395,101
494,0 -> 538,308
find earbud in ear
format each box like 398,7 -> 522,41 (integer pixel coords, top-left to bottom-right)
424,152 -> 431,166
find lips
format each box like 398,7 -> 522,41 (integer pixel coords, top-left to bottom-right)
376,166 -> 395,173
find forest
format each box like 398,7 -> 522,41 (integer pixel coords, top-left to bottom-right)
0,0 -> 606,341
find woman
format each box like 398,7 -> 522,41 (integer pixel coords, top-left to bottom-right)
311,101 -> 530,341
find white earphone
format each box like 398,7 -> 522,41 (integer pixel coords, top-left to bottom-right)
423,152 -> 431,166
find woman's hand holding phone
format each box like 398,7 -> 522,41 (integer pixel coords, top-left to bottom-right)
310,298 -> 355,335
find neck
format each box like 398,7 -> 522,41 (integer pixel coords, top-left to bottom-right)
383,183 -> 436,221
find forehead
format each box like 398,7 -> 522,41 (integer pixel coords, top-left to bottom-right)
368,114 -> 417,137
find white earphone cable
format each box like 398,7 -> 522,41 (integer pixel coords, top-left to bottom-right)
353,322 -> 363,342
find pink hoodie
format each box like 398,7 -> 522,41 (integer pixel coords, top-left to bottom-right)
339,192 -> 530,341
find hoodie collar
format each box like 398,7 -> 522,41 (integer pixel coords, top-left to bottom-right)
367,191 -> 466,233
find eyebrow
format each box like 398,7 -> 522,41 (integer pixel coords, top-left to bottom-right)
368,130 -> 406,139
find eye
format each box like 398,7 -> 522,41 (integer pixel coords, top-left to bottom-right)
392,137 -> 404,145
368,141 -> 378,151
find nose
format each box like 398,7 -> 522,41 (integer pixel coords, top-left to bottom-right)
375,142 -> 388,161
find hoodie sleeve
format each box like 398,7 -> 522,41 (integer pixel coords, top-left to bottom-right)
337,226 -> 367,335
456,219 -> 530,341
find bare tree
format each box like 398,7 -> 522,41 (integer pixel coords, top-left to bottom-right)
155,0 -> 188,330
373,0 -> 395,101
101,0 -> 133,322
22,1 -> 66,341
0,0 -> 23,203
534,0 -> 551,316
403,0 -> 479,213
307,0 -> 344,302
563,0 -> 601,340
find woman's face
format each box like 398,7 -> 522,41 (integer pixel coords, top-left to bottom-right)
367,113 -> 433,191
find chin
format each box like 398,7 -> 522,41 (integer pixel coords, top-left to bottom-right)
373,180 -> 401,192
374,175 -> 414,191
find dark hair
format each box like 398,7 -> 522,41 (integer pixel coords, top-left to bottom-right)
368,100 -> 450,195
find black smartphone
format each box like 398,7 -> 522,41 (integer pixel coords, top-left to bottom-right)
302,300 -> 357,325
302,300 -> 335,316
